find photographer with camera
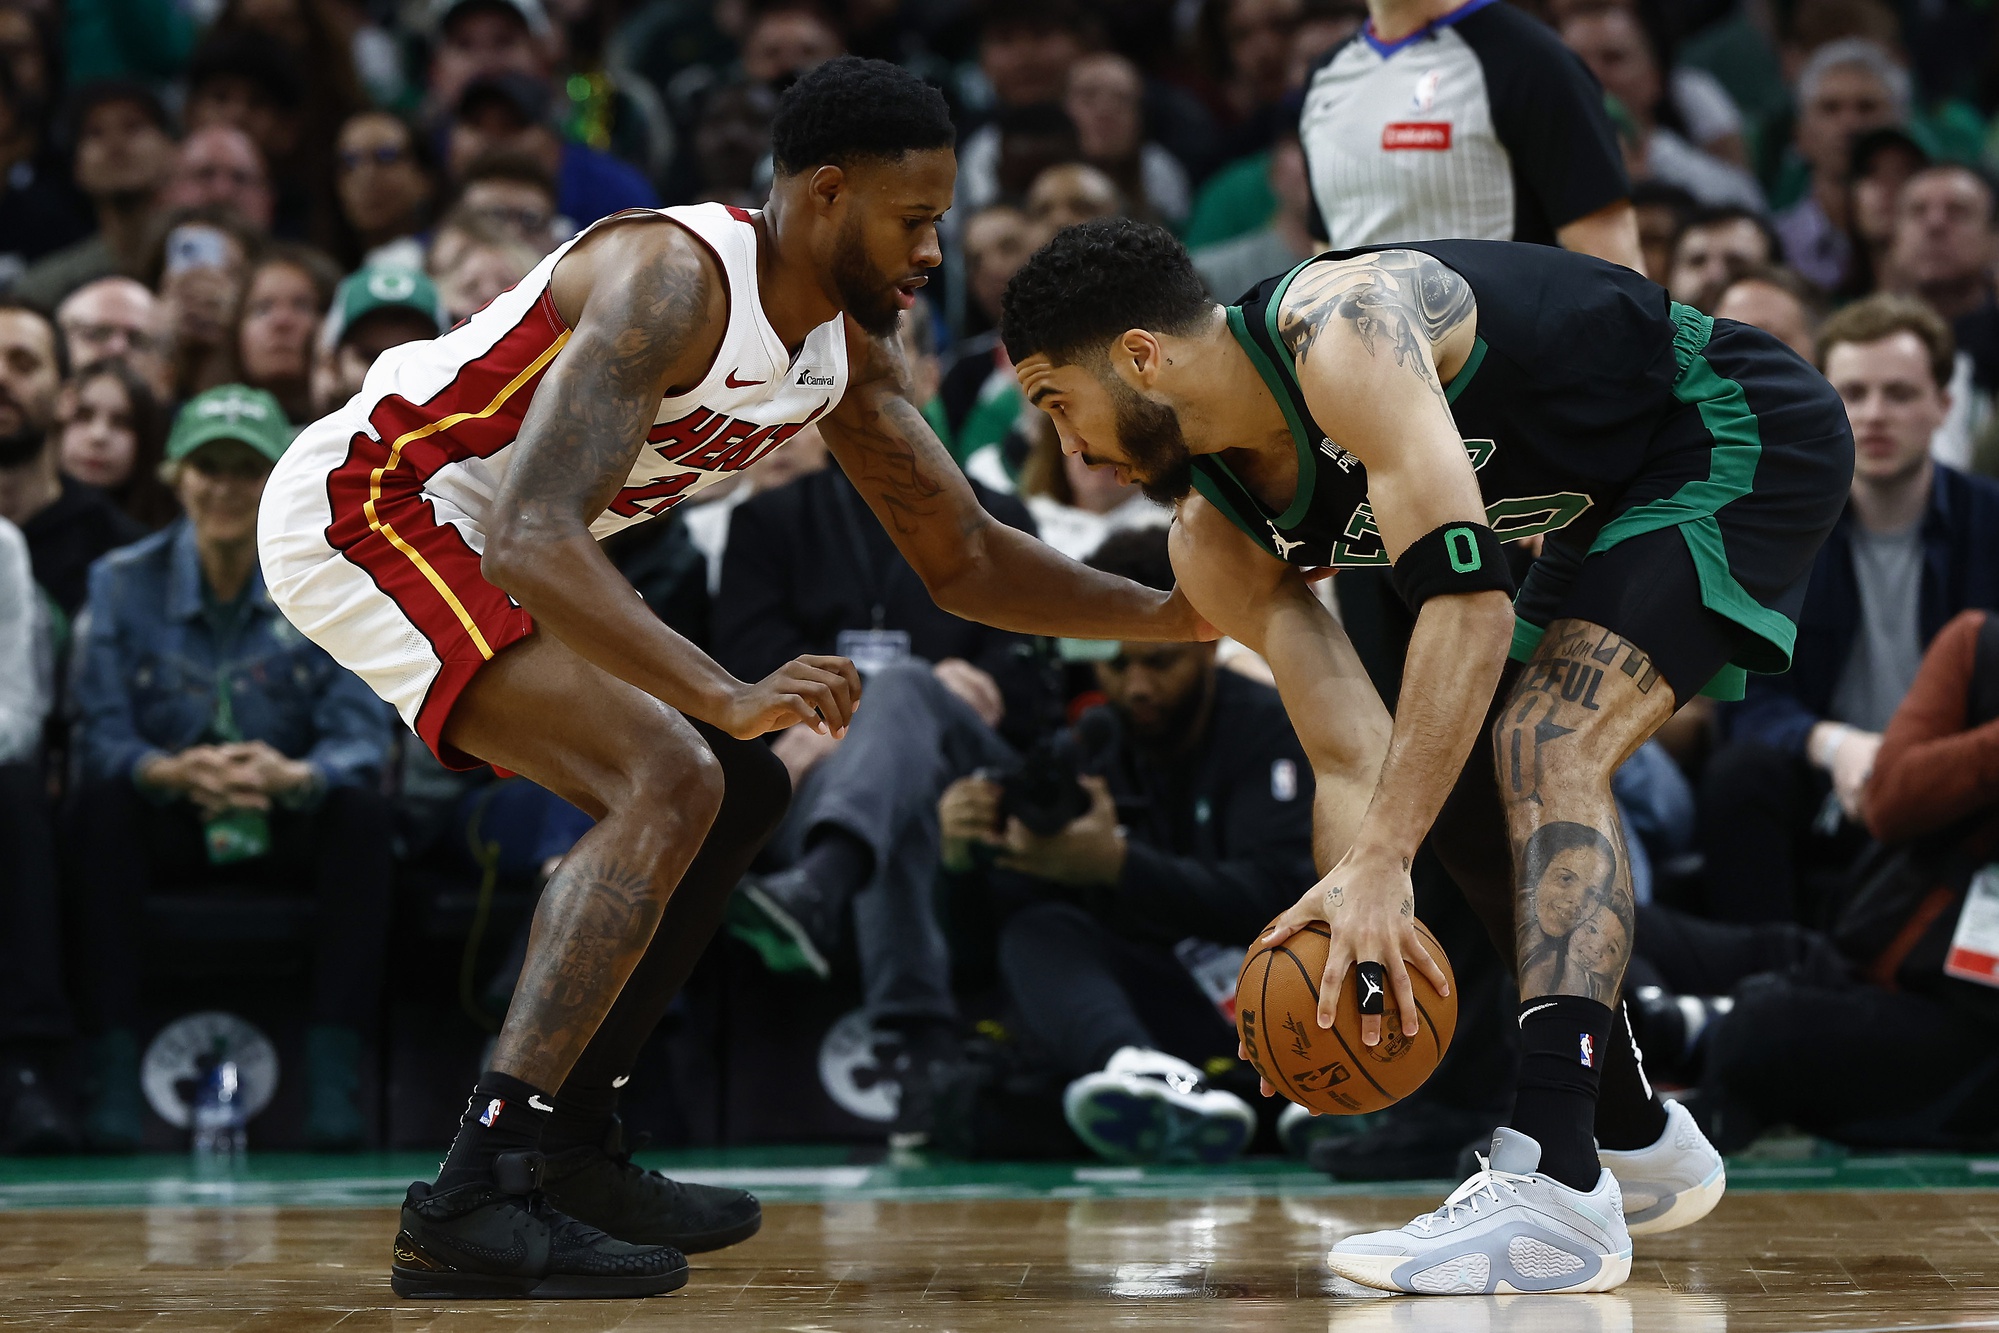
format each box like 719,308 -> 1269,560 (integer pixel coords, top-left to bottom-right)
937,529 -> 1317,1164
712,433 -> 1056,1143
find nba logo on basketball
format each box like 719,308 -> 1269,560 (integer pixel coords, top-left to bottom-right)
479,1098 -> 504,1127
1579,1034 -> 1595,1067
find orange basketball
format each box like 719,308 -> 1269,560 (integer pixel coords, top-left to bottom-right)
1235,920 -> 1457,1115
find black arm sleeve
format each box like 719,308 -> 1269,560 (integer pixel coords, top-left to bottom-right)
1461,4 -> 1629,241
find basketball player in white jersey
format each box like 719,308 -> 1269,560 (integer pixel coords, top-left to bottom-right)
259,59 -> 1206,1301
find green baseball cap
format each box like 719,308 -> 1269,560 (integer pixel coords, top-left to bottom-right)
322,264 -> 447,351
167,385 -> 294,464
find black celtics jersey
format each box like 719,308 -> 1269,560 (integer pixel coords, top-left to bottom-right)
1192,239 -> 1695,569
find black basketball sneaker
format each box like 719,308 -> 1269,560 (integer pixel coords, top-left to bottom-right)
391,1150 -> 689,1299
541,1117 -> 763,1252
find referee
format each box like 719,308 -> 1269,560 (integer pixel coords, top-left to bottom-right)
1299,0 -> 1642,268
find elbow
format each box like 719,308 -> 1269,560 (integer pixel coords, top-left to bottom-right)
479,532 -> 536,604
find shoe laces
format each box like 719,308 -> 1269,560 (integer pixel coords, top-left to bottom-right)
1411,1155 -> 1531,1233
521,1189 -> 614,1249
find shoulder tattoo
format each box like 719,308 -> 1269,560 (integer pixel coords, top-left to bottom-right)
1274,250 -> 1475,403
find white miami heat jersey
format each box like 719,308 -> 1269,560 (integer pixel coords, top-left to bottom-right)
268,201 -> 850,563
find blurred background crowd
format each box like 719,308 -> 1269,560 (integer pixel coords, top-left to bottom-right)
2,0 -> 1999,1180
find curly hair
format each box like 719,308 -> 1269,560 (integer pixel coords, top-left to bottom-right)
1001,217 -> 1213,366
770,56 -> 954,175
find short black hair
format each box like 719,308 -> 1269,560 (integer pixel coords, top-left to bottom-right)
0,300 -> 67,377
60,80 -> 175,157
1670,204 -> 1783,267
1002,217 -> 1213,365
187,29 -> 301,111
769,56 -> 954,175
1907,160 -> 1999,227
1085,525 -> 1174,592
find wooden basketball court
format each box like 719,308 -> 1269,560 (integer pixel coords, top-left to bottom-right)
3,1151 -> 1998,1330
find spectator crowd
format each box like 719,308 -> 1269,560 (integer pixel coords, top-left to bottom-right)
2,0 -> 1999,1174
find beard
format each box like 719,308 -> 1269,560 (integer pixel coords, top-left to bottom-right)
830,214 -> 904,338
1119,672 -> 1211,748
0,428 -> 45,469
1105,373 -> 1193,504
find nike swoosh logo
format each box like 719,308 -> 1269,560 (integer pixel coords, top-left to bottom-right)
611,1075 -> 629,1088
724,371 -> 766,388
527,1094 -> 554,1112
1518,1002 -> 1557,1026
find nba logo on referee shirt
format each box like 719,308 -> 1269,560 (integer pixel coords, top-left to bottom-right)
479,1098 -> 504,1127
1579,1034 -> 1595,1067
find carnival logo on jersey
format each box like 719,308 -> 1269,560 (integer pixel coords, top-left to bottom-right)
1383,122 -> 1452,151
1411,68 -> 1442,113
796,367 -> 836,387
605,399 -> 831,519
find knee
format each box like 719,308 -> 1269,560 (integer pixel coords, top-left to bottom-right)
625,735 -> 727,848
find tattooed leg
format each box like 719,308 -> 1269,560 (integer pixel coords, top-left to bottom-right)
1494,619 -> 1675,1005
443,630 -> 728,1093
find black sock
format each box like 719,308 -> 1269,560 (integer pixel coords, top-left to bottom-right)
1509,996 -> 1612,1190
435,1070 -> 553,1191
542,1075 -> 622,1154
797,827 -> 873,907
1594,998 -> 1670,1151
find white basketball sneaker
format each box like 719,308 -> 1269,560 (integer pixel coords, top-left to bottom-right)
1062,1047 -> 1255,1165
1598,1099 -> 1726,1236
1328,1128 -> 1632,1295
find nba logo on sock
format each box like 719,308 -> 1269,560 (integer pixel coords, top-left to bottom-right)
479,1097 -> 504,1127
1579,1034 -> 1595,1067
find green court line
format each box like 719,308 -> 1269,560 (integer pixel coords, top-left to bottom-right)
0,1147 -> 1995,1211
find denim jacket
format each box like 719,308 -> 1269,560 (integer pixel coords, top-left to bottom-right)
71,520 -> 394,797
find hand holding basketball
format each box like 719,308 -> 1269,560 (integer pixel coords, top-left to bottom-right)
1256,847 -> 1451,1047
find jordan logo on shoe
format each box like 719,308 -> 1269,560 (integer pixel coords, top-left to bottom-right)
528,1095 -> 555,1112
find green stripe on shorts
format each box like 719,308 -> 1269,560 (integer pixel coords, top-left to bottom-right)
1508,304 -> 1790,702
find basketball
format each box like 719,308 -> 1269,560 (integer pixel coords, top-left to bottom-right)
1235,920 -> 1457,1115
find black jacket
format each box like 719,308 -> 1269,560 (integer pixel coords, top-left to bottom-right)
713,464 -> 1052,746
954,670 -> 1317,948
1725,464 -> 1999,755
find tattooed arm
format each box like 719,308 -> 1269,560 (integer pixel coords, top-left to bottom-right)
483,220 -> 861,739
820,321 -> 1210,641
1257,251 -> 1510,1039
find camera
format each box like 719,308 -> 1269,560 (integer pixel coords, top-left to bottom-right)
994,738 -> 1091,837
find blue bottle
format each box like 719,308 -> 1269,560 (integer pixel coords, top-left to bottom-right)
190,1055 -> 248,1160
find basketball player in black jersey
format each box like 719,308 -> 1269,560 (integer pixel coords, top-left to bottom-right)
1002,219 -> 1852,1294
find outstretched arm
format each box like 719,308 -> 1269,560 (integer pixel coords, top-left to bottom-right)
1258,252 -> 1512,1037
821,324 -> 1209,641
483,220 -> 859,739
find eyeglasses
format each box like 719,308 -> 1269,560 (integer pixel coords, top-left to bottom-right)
338,144 -> 411,173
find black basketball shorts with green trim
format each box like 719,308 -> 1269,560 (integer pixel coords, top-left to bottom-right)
1509,314 -> 1854,704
